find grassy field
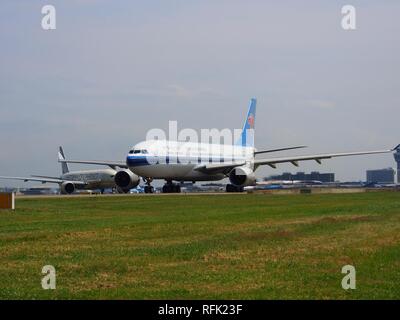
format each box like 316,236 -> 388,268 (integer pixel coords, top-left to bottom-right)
0,192 -> 399,299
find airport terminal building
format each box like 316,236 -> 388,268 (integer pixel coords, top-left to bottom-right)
366,168 -> 395,184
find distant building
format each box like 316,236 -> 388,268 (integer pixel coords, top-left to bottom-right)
265,171 -> 335,183
20,187 -> 58,195
366,168 -> 395,184
394,150 -> 400,183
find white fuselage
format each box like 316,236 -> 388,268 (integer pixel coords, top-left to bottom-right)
61,168 -> 116,189
126,140 -> 254,181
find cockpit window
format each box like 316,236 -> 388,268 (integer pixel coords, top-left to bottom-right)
130,149 -> 148,154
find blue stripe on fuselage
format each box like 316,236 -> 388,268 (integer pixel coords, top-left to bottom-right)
126,156 -> 149,167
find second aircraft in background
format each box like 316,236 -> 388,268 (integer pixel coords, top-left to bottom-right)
0,147 -> 120,194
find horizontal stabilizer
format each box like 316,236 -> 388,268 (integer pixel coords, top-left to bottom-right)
58,159 -> 127,169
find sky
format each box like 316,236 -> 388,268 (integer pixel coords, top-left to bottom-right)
1,0 -> 399,187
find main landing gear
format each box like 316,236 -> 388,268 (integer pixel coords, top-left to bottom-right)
144,177 -> 154,194
226,184 -> 244,193
162,181 -> 181,193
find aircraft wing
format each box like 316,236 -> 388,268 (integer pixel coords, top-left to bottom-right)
194,145 -> 398,174
194,161 -> 247,174
254,145 -> 307,155
0,176 -> 86,185
254,147 -> 397,168
58,159 -> 127,169
31,175 -> 62,180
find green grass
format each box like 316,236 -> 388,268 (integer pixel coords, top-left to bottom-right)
0,192 -> 399,299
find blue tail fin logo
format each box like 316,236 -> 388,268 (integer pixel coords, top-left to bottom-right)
236,98 -> 257,148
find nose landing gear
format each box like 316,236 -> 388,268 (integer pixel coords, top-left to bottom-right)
144,177 -> 154,194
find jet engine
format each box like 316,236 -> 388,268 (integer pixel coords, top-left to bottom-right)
229,166 -> 256,187
60,182 -> 75,194
114,169 -> 140,192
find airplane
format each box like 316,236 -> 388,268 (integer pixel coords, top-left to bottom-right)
0,147 -> 120,194
58,98 -> 399,194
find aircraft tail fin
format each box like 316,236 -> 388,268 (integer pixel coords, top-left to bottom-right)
58,146 -> 69,174
236,98 -> 257,148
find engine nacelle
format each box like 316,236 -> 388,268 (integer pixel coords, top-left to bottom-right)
60,182 -> 75,194
229,166 -> 256,187
114,169 -> 140,190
